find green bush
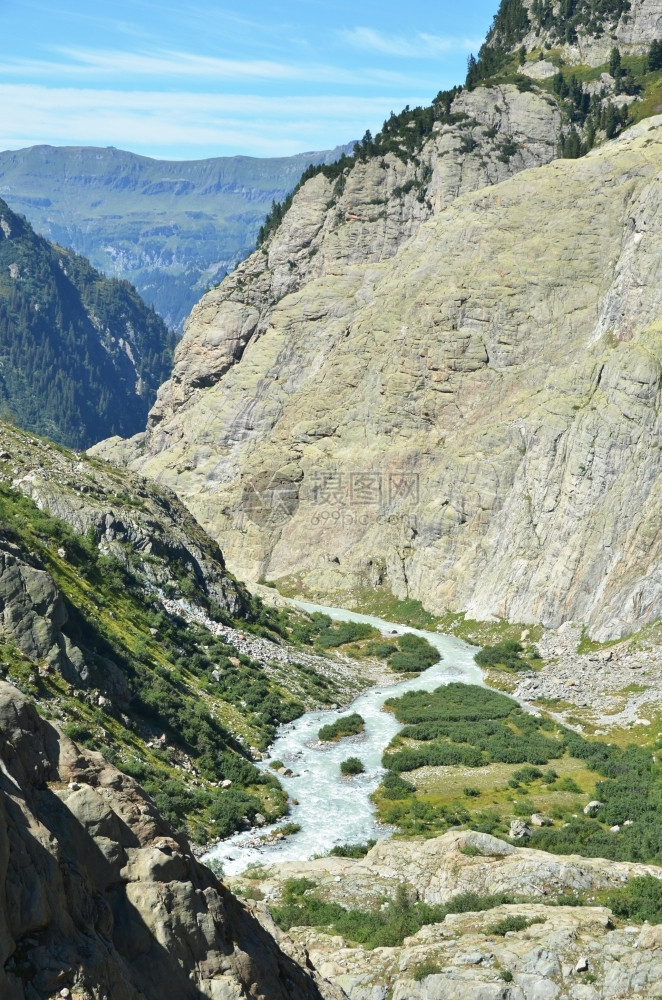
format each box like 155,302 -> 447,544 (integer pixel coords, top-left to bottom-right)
63,721 -> 94,745
318,713 -> 365,742
388,633 -> 441,673
340,757 -> 365,776
475,640 -> 528,671
488,915 -> 544,936
557,777 -> 582,794
605,876 -> 662,923
412,960 -> 441,981
380,772 -> 416,799
329,840 -> 376,858
315,621 -> 374,649
513,766 -> 543,784
385,683 -> 516,725
382,684 -> 562,773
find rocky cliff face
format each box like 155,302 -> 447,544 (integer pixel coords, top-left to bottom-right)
0,682 -> 342,1000
136,84 -> 559,424
519,0 -> 662,66
96,110 -> 662,641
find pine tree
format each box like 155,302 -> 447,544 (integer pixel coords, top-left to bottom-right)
604,103 -> 618,139
648,39 -> 662,72
561,128 -> 581,158
466,54 -> 479,90
609,46 -> 622,79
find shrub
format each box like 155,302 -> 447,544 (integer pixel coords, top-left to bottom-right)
315,621 -> 374,648
63,721 -> 94,745
475,640 -> 530,671
388,633 -> 441,673
488,915 -> 544,936
272,884 -> 511,949
205,856 -> 224,879
557,777 -> 582,794
412,960 -> 441,981
329,840 -> 376,858
464,787 -> 481,797
380,772 -> 416,799
606,876 -> 662,923
318,713 -> 365,742
513,766 -> 543,784
340,757 -> 365,776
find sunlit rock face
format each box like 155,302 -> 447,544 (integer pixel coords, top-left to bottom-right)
96,108 -> 662,641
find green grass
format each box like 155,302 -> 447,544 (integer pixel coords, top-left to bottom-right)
577,625 -> 627,655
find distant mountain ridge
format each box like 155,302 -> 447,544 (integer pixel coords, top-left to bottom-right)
0,142 -> 355,330
0,197 -> 174,448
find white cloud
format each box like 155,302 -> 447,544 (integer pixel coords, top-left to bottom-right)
0,47 -> 436,90
0,85 -> 430,158
343,27 -> 481,58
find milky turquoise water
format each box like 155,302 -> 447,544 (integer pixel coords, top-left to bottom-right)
205,600 -> 481,875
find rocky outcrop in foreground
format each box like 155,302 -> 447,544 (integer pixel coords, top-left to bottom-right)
98,114 -> 662,640
0,682 -> 343,1000
235,830 -> 662,1000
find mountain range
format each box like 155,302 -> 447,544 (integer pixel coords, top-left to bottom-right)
0,142 -> 355,331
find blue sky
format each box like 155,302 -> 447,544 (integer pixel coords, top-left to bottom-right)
0,0 -> 496,160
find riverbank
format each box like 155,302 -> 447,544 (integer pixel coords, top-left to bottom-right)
203,601 -> 481,874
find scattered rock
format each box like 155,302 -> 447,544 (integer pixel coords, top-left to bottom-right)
530,813 -> 552,827
510,819 -> 532,839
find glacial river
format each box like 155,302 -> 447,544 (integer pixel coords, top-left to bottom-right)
205,600 -> 482,875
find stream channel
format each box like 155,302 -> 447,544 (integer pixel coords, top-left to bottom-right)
205,600 -> 482,875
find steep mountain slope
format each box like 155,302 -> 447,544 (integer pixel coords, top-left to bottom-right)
0,198 -> 175,448
0,422 -> 367,844
0,682 -> 342,1000
0,142 -> 355,330
95,111 -> 662,641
